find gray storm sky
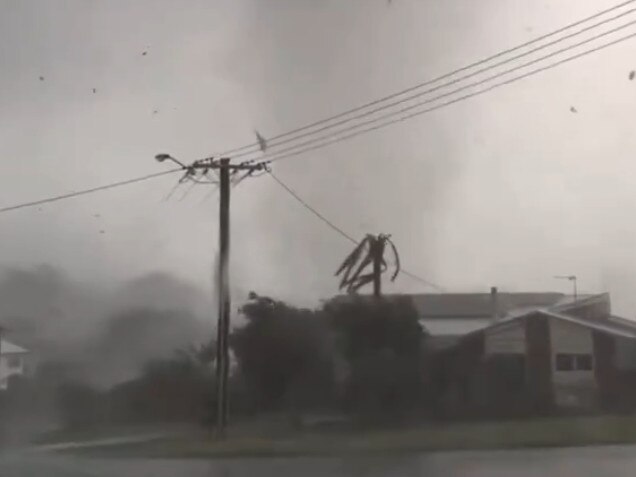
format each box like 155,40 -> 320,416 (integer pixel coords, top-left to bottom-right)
2,0 -> 636,314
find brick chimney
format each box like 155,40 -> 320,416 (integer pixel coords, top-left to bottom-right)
490,286 -> 499,322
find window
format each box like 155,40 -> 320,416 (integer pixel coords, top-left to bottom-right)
7,356 -> 21,369
555,353 -> 593,371
556,354 -> 574,371
575,354 -> 593,371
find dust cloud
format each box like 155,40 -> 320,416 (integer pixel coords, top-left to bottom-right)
0,264 -> 213,388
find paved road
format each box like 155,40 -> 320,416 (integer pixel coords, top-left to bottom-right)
3,445 -> 636,476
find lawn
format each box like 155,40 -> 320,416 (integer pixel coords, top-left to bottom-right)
61,414 -> 636,458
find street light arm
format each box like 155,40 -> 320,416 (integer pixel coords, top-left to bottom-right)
155,154 -> 187,169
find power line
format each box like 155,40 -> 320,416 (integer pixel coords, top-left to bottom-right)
219,0 -> 636,158
268,170 -> 443,291
268,170 -> 358,243
3,11 -> 633,222
232,8 -> 636,162
259,27 -> 636,165
0,168 -> 182,215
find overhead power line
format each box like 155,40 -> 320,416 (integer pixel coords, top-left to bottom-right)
268,170 -> 443,291
232,7 -> 636,162
259,26 -> 636,165
0,168 -> 182,215
268,170 -> 358,243
3,5 -> 634,221
219,0 -> 636,158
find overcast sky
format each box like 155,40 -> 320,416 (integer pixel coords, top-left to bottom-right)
2,0 -> 636,314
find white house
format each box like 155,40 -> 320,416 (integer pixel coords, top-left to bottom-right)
0,339 -> 30,390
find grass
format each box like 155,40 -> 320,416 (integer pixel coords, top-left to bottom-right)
31,423 -> 191,446
60,414 -> 636,459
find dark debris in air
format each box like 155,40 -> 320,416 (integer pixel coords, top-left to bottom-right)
255,130 -> 268,152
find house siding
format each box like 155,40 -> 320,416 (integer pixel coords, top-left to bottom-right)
525,315 -> 553,412
549,319 -> 597,408
0,353 -> 27,390
593,331 -> 619,410
484,319 -> 525,355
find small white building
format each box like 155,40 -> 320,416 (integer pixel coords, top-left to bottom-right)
0,339 -> 29,390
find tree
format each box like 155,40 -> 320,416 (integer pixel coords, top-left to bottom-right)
56,381 -> 103,430
231,292 -> 335,413
335,234 -> 400,296
324,296 -> 427,420
90,307 -> 207,386
107,344 -> 216,424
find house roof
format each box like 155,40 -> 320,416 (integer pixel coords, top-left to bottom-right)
409,292 -> 566,318
0,339 -> 28,355
551,292 -> 610,313
474,309 -> 636,340
420,318 -> 492,336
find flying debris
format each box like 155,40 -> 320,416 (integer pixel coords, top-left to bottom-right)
99,230 -> 105,234
255,130 -> 268,152
39,76 -> 44,81
570,106 -> 578,113
152,109 -> 159,115
142,51 -> 148,56
92,88 -> 97,93
629,71 -> 635,80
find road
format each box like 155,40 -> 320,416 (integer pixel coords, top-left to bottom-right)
2,444 -> 636,476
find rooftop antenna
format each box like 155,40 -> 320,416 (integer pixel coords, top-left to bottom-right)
554,275 -> 577,301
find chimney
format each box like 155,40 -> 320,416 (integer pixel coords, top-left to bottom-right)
490,286 -> 499,322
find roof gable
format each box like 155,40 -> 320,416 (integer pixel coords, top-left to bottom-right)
1,339 -> 28,354
477,309 -> 636,340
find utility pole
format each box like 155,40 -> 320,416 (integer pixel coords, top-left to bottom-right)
372,240 -> 382,298
155,154 -> 266,438
216,158 -> 231,436
335,233 -> 400,297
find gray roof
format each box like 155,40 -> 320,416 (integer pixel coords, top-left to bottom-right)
0,339 -> 28,355
475,309 -> 636,340
409,292 -> 566,318
420,318 -> 491,336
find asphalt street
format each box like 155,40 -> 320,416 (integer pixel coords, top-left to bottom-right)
3,445 -> 636,476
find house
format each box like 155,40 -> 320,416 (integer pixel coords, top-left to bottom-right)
0,339 -> 30,391
413,288 -> 577,350
327,289 -> 636,415
436,293 -> 636,415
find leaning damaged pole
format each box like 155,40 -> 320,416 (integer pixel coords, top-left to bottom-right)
335,233 -> 400,297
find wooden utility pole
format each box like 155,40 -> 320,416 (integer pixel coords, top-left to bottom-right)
155,153 -> 266,438
216,158 -> 231,436
335,233 -> 400,296
372,243 -> 382,298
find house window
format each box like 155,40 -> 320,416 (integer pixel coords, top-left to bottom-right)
556,354 -> 574,371
575,354 -> 593,371
7,356 -> 21,369
555,353 -> 593,371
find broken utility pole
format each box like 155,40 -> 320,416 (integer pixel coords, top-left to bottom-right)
155,154 -> 267,437
335,233 -> 401,297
